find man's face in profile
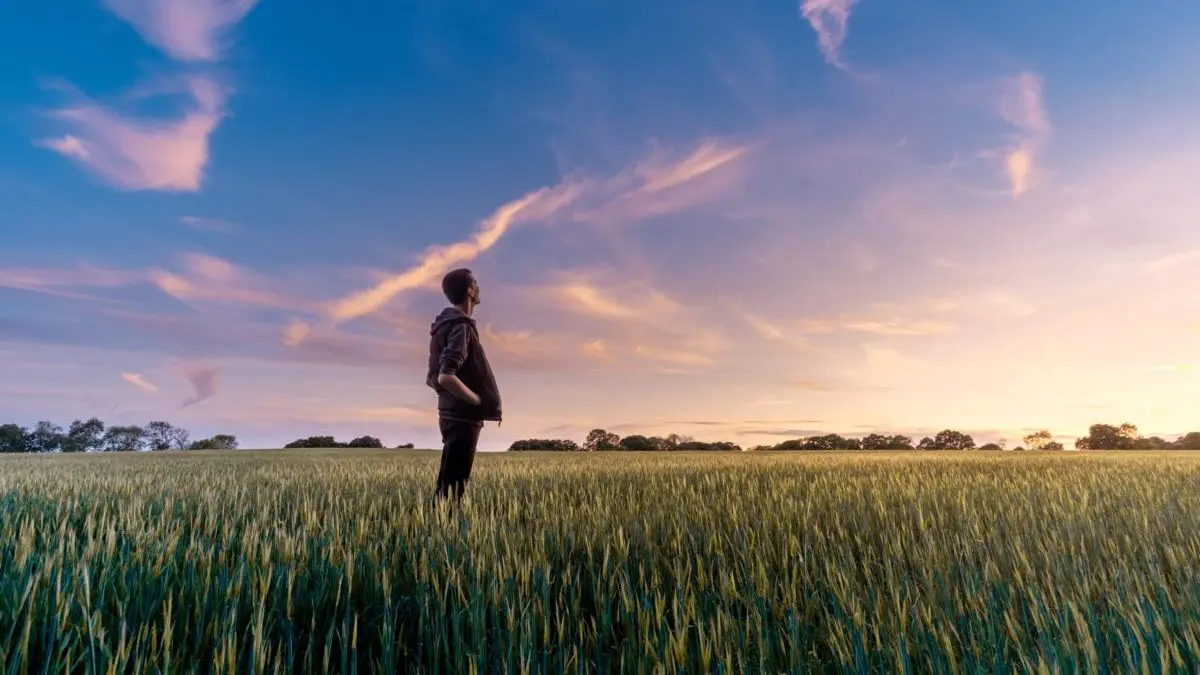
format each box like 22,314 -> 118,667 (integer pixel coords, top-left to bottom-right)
469,277 -> 481,305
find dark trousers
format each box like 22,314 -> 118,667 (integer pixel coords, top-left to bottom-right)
435,417 -> 482,503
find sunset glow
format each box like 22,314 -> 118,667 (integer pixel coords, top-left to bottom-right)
3,1 -> 1199,449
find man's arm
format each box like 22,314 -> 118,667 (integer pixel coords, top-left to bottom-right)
436,323 -> 481,405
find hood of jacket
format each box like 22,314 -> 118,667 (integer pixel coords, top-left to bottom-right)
430,307 -> 475,336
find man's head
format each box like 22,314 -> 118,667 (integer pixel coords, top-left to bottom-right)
442,268 -> 480,310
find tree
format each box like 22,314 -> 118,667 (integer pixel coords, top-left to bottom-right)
0,424 -> 29,453
619,435 -> 654,451
584,429 -> 621,451
65,418 -> 105,453
102,425 -> 145,452
978,442 -> 1003,451
885,435 -> 914,450
1043,441 -> 1065,452
190,434 -> 239,450
26,421 -> 65,453
1134,436 -> 1171,450
1076,423 -> 1140,450
285,436 -> 342,449
144,421 -> 177,451
1022,430 -> 1053,451
347,435 -> 383,448
917,436 -> 937,450
167,426 -> 191,451
1176,432 -> 1200,450
210,434 -> 238,450
860,433 -> 889,450
395,442 -> 415,449
508,439 -> 582,451
934,429 -> 975,450
677,440 -> 742,451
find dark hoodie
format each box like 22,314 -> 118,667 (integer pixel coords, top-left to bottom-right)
426,307 -> 502,423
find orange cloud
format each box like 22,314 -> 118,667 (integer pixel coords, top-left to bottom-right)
282,320 -> 311,347
580,339 -> 617,363
320,137 -> 748,331
326,186 -> 582,324
121,372 -> 158,393
995,72 -> 1050,196
633,345 -> 716,367
538,274 -> 684,322
797,316 -> 956,336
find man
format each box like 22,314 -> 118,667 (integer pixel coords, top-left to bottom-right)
426,268 -> 502,504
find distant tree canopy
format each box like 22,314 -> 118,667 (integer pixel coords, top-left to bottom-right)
0,417 -> 237,453
505,423 -> 1200,453
284,435 -> 386,449
511,429 -> 744,452
508,438 -> 583,452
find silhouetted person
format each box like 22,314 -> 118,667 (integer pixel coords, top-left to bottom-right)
426,268 -> 502,505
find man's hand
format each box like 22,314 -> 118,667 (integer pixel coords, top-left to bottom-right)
437,373 -> 481,406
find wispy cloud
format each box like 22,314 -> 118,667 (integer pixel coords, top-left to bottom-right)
102,0 -> 261,62
282,319 -> 311,347
580,338 -> 617,363
994,72 -> 1051,196
326,186 -> 582,324
1134,249 -> 1200,274
800,0 -> 859,69
0,252 -> 305,314
181,363 -> 219,406
38,77 -> 226,192
534,272 -> 684,322
633,344 -> 716,367
0,264 -> 144,299
798,316 -> 957,336
738,310 -> 810,349
121,372 -> 158,392
152,252 -> 301,310
321,138 -> 748,328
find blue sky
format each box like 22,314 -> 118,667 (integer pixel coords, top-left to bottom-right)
3,0 -> 1200,450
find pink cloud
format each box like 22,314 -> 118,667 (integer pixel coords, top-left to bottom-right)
151,252 -> 305,311
800,0 -> 860,69
0,265 -> 145,297
38,77 -> 226,192
181,363 -> 219,406
102,0 -> 261,62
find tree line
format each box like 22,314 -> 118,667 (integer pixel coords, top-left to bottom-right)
6,417 -> 1199,454
507,424 -> 1200,452
0,418 -> 238,453
283,435 -> 415,449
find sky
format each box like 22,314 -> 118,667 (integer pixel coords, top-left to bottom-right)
2,0 -> 1200,451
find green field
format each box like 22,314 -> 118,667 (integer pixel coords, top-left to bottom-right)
3,449 -> 1200,673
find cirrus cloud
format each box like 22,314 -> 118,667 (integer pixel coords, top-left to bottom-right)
102,0 -> 261,62
37,77 -> 227,192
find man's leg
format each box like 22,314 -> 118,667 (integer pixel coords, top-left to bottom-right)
434,418 -> 482,503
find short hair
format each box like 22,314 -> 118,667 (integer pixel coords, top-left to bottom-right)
442,268 -> 475,305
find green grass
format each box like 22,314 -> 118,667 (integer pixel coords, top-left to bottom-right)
3,449 -> 1200,673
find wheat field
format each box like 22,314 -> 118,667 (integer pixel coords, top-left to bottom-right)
2,449 -> 1199,673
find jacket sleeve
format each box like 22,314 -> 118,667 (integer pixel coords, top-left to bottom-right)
438,323 -> 471,376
